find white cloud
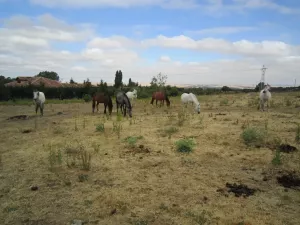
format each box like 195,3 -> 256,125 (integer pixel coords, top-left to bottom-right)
142,35 -> 298,57
159,56 -> 171,62
0,14 -> 299,86
186,26 -> 256,35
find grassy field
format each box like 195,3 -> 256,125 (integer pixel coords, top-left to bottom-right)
1,92 -> 300,225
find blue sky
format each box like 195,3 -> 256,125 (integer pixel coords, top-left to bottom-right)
0,0 -> 300,86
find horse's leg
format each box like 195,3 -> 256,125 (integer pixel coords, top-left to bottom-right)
35,104 -> 39,115
97,102 -> 99,112
40,104 -> 44,116
104,103 -> 107,114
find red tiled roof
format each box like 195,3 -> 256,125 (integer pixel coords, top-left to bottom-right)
4,76 -> 63,88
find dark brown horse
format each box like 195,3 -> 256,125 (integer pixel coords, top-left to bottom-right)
150,91 -> 170,107
92,92 -> 113,115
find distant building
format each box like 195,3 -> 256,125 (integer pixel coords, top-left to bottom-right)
4,76 -> 85,88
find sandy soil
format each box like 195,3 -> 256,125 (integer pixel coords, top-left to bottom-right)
0,92 -> 300,225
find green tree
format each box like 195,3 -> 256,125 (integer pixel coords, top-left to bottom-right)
36,71 -> 59,81
114,70 -> 123,88
70,78 -> 76,84
150,72 -> 168,90
255,82 -> 265,92
98,79 -> 108,93
221,86 -> 231,92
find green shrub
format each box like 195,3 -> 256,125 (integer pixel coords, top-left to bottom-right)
175,138 -> 196,153
241,127 -> 266,146
83,94 -> 92,102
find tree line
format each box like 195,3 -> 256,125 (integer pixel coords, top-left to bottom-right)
0,71 -> 299,101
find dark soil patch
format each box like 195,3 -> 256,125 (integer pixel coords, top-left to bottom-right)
22,129 -> 33,133
277,172 -> 300,189
215,113 -> 226,116
278,144 -> 297,153
125,144 -> 150,155
225,183 -> 257,197
7,115 -> 29,120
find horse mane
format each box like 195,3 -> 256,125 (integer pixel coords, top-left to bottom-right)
123,92 -> 132,109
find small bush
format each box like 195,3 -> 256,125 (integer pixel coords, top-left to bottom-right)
220,99 -> 229,106
272,149 -> 282,166
175,138 -> 196,153
124,136 -> 143,147
241,127 -> 266,147
83,94 -> 92,102
96,123 -> 105,132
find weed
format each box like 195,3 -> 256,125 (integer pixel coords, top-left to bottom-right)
74,117 -> 78,131
116,112 -> 122,122
295,123 -> 300,143
92,143 -> 100,154
81,150 -> 92,171
241,127 -> 266,147
129,219 -> 148,225
53,126 -> 64,135
48,145 -> 63,171
185,210 -> 214,225
78,174 -> 88,182
284,97 -> 292,107
177,109 -> 187,126
220,99 -> 229,106
163,126 -> 178,139
96,123 -> 105,132
113,121 -> 123,139
175,138 -> 196,153
83,117 -> 86,129
272,149 -> 282,166
124,136 -> 143,147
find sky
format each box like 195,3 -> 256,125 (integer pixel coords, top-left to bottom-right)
0,0 -> 300,87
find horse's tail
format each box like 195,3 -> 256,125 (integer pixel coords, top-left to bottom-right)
92,94 -> 96,112
150,93 -> 155,104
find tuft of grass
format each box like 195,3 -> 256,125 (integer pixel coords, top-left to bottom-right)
177,109 -> 187,126
95,123 -> 105,132
241,127 -> 266,147
295,123 -> 300,143
185,210 -> 215,225
113,121 -> 123,139
81,149 -> 92,171
48,145 -> 63,171
124,136 -> 143,147
272,149 -> 282,166
92,143 -> 100,154
74,117 -> 78,131
220,99 -> 229,106
175,138 -> 196,153
163,126 -> 178,139
284,97 -> 292,106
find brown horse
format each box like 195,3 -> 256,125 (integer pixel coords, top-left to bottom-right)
150,91 -> 170,107
92,92 -> 113,115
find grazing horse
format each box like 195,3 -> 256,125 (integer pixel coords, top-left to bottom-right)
259,84 -> 271,111
116,91 -> 132,117
33,91 -> 46,116
181,93 -> 201,114
92,92 -> 113,115
150,91 -> 170,107
126,89 -> 137,106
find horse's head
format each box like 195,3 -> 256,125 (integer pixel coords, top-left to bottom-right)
195,103 -> 201,114
127,107 -> 132,118
33,91 -> 39,101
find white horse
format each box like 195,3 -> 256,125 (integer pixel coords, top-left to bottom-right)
33,91 -> 46,116
259,84 -> 271,111
126,89 -> 137,106
181,93 -> 201,114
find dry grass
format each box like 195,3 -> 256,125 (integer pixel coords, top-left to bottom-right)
0,92 -> 300,225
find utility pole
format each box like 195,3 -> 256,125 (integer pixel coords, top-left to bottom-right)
294,79 -> 297,87
260,65 -> 267,91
